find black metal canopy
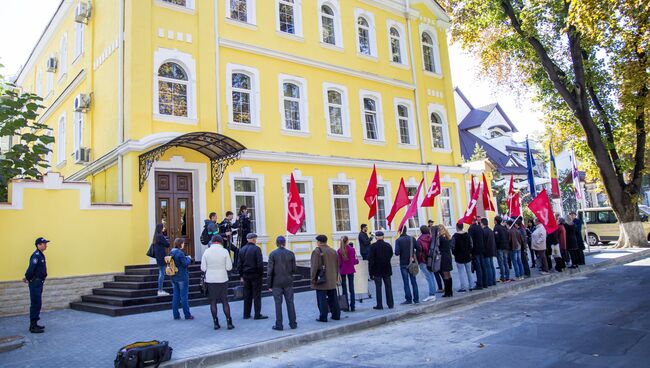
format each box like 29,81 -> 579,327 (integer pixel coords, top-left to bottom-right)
138,132 -> 245,192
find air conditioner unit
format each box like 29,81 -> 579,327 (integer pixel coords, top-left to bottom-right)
74,2 -> 92,24
73,93 -> 91,112
46,57 -> 58,72
74,147 -> 91,164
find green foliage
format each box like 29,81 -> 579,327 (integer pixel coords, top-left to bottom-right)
469,142 -> 487,162
491,171 -> 508,215
0,82 -> 50,201
559,168 -> 578,214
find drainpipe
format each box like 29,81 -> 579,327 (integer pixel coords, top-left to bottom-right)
214,0 -> 222,134
117,0 -> 125,202
405,0 -> 431,221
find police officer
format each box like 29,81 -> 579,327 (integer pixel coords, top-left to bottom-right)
22,237 -> 50,333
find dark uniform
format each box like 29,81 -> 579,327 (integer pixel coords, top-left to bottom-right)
25,238 -> 49,332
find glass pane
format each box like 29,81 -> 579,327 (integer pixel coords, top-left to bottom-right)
328,90 -> 341,104
321,5 -> 333,16
364,98 -> 376,111
158,62 -> 187,80
232,91 -> 251,124
357,17 -> 369,27
365,113 -> 378,140
322,17 -> 336,44
329,106 -> 343,135
279,2 -> 295,34
234,179 -> 255,192
334,198 -> 351,232
284,100 -> 301,130
232,73 -> 251,89
230,0 -> 248,22
359,28 -> 371,55
236,195 -> 256,233
283,83 -> 300,98
333,184 -> 349,195
431,125 -> 444,148
159,199 -> 168,229
178,199 -> 188,236
423,46 -> 434,72
285,181 -> 305,194
399,118 -> 410,144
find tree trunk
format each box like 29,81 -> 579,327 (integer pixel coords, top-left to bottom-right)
610,198 -> 648,248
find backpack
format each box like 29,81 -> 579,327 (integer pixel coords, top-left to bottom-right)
200,224 -> 210,245
164,255 -> 177,276
114,340 -> 172,368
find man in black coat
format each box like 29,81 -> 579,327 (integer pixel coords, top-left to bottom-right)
480,218 -> 497,286
468,216 -> 487,289
267,236 -> 297,331
358,224 -> 373,260
368,231 -> 394,309
238,233 -> 268,320
394,227 -> 420,304
493,216 -> 511,282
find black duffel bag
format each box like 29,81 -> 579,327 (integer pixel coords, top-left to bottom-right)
114,340 -> 172,368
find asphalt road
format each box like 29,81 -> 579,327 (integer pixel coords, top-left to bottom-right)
222,258 -> 650,368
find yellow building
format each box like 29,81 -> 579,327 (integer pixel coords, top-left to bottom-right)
3,0 -> 480,292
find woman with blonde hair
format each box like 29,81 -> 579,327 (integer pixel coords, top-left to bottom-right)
437,225 -> 454,297
337,235 -> 359,311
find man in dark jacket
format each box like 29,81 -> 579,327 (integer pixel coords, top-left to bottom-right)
480,218 -> 497,286
493,216 -> 511,282
23,237 -> 50,333
468,216 -> 487,289
394,227 -> 420,304
452,224 -> 473,292
267,236 -> 297,330
368,231 -> 394,309
238,233 -> 267,320
516,218 -> 531,277
310,235 -> 340,322
358,224 -> 373,260
219,211 -> 240,265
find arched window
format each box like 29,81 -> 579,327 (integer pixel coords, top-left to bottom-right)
282,82 -> 302,130
278,0 -> 295,34
57,114 -> 66,165
230,0 -> 248,22
397,104 -> 410,144
357,17 -> 371,55
320,5 -> 336,45
363,97 -> 378,140
422,32 -> 436,73
59,33 -> 68,77
327,89 -> 343,135
157,62 -> 188,117
390,27 -> 402,63
430,112 -> 445,149
232,72 -> 252,124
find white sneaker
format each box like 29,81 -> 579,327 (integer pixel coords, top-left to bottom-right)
158,290 -> 170,296
423,296 -> 436,302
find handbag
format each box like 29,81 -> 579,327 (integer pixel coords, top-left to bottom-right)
199,272 -> 207,296
315,247 -> 328,285
146,244 -> 155,258
408,237 -> 419,277
233,285 -> 244,300
551,244 -> 561,258
337,285 -> 350,312
114,340 -> 172,368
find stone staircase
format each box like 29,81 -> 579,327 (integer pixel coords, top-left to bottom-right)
70,262 -> 312,317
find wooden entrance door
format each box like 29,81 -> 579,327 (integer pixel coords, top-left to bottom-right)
155,172 -> 195,258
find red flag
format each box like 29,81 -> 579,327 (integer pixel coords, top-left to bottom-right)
460,182 -> 481,225
528,188 -> 558,233
509,192 -> 521,218
506,175 -> 515,211
470,176 -> 477,219
364,165 -> 379,220
421,166 -> 441,207
482,173 -> 495,212
398,179 -> 424,232
386,178 -> 410,228
286,173 -> 306,234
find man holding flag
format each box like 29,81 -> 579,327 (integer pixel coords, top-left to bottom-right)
395,179 -> 423,305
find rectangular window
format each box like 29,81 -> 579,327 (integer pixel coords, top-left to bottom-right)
397,104 -> 410,144
46,72 -> 54,96
285,180 -> 308,233
440,187 -> 454,228
374,185 -> 388,230
363,98 -> 378,140
230,0 -> 248,22
278,0 -> 295,34
332,183 -> 352,232
234,179 -> 258,233
74,23 -> 84,59
73,112 -> 83,152
327,90 -> 343,135
406,186 -> 420,229
57,116 -> 66,164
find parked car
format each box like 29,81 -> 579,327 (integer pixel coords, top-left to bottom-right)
578,207 -> 650,246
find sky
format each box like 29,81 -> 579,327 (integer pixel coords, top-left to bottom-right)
0,0 -> 542,140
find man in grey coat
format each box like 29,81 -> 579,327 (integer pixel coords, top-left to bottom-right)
267,236 -> 297,331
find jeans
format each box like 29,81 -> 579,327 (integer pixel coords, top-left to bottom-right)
373,276 -> 394,308
419,264 -> 437,296
456,262 -> 472,290
158,265 -> 166,291
28,279 -> 44,323
272,286 -> 296,328
172,279 -> 191,319
242,275 -> 263,318
399,266 -> 419,303
433,271 -> 443,290
511,250 -> 524,278
472,255 -> 486,288
482,257 -> 496,286
316,289 -> 340,321
497,249 -> 511,280
522,249 -> 531,276
340,273 -> 355,309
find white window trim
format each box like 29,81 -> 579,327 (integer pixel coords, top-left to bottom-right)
359,90 -> 385,143
394,98 -> 417,149
58,33 -> 68,82
405,177 -> 426,229
428,103 -> 452,152
35,69 -> 43,97
45,69 -> 54,97
73,22 -> 84,62
328,174 -> 358,235
372,176 -> 392,232
72,111 -> 83,154
153,48 -> 198,124
322,82 -> 351,140
275,0 -> 303,38
318,0 -> 343,49
225,0 -> 257,26
226,63 -> 261,130
437,174 -> 463,231
419,24 -> 442,76
386,20 -> 408,66
155,0 -> 196,14
229,167 -> 266,236
56,113 -> 67,166
281,170 -> 315,234
354,9 -> 378,59
278,74 -> 309,136
437,185 -> 456,229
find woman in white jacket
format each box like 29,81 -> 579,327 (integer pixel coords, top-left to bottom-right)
201,235 -> 234,330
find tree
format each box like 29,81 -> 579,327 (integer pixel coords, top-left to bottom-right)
559,169 -> 578,214
469,142 -> 487,162
491,171 -> 508,215
444,0 -> 649,248
0,71 -> 51,201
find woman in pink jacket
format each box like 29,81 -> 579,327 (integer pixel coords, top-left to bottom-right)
338,236 -> 359,312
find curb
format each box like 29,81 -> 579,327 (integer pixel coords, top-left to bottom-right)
163,249 -> 650,368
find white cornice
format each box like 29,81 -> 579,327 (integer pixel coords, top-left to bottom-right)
219,39 -> 415,90
37,69 -> 87,125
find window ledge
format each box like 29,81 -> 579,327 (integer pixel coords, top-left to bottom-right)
423,70 -> 443,79
153,113 -> 198,125
362,138 -> 386,146
154,0 -> 195,14
225,18 -> 258,30
58,73 -> 67,83
398,143 -> 418,150
281,129 -> 310,137
56,160 -> 67,169
72,53 -> 84,65
320,42 -> 344,53
357,53 -> 378,62
326,134 -> 352,143
286,233 -> 317,242
431,147 -> 452,153
227,122 -> 261,132
277,31 -> 304,42
390,61 -> 409,69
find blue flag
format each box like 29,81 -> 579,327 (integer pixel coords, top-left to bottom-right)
526,137 -> 537,198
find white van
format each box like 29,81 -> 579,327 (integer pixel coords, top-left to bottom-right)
578,207 -> 650,246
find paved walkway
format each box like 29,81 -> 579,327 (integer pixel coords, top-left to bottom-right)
0,248 -> 644,368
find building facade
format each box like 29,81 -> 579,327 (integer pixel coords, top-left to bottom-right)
4,0 -> 474,285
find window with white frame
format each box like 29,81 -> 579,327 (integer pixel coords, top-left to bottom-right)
73,112 -> 83,152
389,27 -> 402,63
332,183 -> 352,232
232,72 -> 253,124
374,185 -> 388,230
440,187 -> 454,227
325,87 -> 349,136
319,2 -> 341,47
421,29 -> 441,74
355,9 -> 376,57
59,33 -> 67,77
430,112 -> 446,149
163,0 -> 187,6
74,22 -> 84,59
285,180 -> 309,233
157,62 -> 188,117
229,0 -> 255,24
57,114 -> 66,165
35,69 -> 43,97
360,92 -> 383,141
277,0 -> 302,36
46,70 -> 54,96
234,179 -> 259,233
279,76 -> 307,132
406,185 -> 422,229
357,17 -> 371,55
227,64 -> 260,128
397,103 -> 411,145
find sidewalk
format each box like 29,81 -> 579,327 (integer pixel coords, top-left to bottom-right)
0,248 -> 647,368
